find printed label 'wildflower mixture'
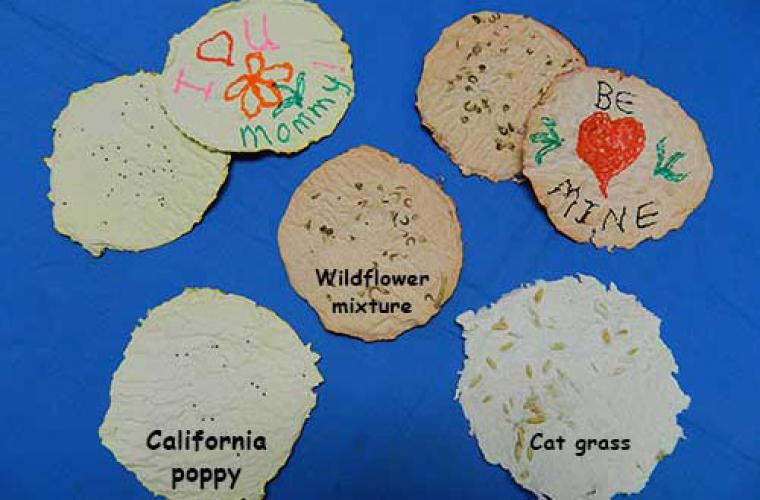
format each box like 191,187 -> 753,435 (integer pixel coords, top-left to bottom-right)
160,0 -> 354,153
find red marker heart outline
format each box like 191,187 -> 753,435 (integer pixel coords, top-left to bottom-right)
576,111 -> 646,198
196,30 -> 235,67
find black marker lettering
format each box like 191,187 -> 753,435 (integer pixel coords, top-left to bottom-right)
636,201 -> 658,229
595,80 -> 613,111
616,91 -> 636,114
602,206 -> 627,233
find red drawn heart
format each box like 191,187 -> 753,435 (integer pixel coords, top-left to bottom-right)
196,30 -> 235,67
576,111 -> 646,198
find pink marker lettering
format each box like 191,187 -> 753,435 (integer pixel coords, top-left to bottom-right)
244,15 -> 280,51
312,61 -> 346,74
173,69 -> 214,101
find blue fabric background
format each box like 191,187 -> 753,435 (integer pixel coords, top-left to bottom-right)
1,0 -> 758,498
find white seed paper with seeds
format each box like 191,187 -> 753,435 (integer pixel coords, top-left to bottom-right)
99,288 -> 322,500
456,275 -> 689,500
46,72 -> 229,256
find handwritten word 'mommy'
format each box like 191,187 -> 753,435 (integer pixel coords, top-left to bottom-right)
240,75 -> 351,148
240,97 -> 337,148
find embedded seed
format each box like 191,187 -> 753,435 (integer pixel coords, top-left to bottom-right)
500,342 -> 515,352
525,364 -> 533,379
533,288 -> 544,303
601,329 -> 612,344
468,373 -> 483,388
542,359 -> 552,374
527,445 -> 534,461
482,394 -> 493,403
486,357 -> 498,369
617,328 -> 629,336
627,347 -> 639,356
594,300 -> 609,318
492,318 -> 509,330
529,308 -> 540,327
526,415 -> 545,425
523,394 -> 543,416
513,427 -> 525,463
550,342 -> 565,351
545,383 -> 559,398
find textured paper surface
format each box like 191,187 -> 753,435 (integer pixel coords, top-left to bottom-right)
278,145 -> 462,341
160,0 -> 354,153
46,72 -> 229,256
417,12 -> 584,181
523,67 -> 713,249
99,288 -> 322,500
456,275 -> 689,500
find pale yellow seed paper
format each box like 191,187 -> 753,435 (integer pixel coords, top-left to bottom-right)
99,288 -> 322,500
523,67 -> 713,249
456,275 -> 689,500
46,72 -> 230,256
278,145 -> 462,341
160,0 -> 354,153
418,12 -> 584,181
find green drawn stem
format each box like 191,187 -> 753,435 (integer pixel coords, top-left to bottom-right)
272,71 -> 306,119
529,116 -> 563,165
653,137 -> 688,183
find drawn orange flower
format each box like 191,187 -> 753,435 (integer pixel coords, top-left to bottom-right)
223,52 -> 293,119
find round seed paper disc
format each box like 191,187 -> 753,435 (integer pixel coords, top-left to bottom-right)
160,0 -> 354,153
278,145 -> 462,341
46,72 -> 230,256
456,275 -> 689,500
99,288 -> 322,500
417,12 -> 584,181
522,67 -> 713,249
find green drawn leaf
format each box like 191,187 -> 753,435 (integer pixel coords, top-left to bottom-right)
531,116 -> 563,165
296,72 -> 306,97
530,132 -> 551,144
540,116 -> 557,127
652,137 -> 688,183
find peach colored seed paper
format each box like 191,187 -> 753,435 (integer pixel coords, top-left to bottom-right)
418,12 -> 584,181
523,67 -> 712,249
278,145 -> 462,341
